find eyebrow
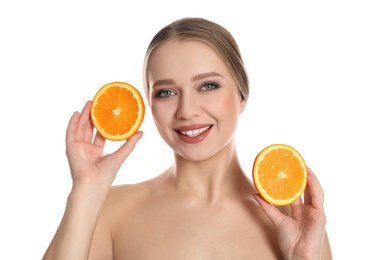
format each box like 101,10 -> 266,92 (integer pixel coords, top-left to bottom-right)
151,72 -> 223,89
151,79 -> 175,89
191,72 -> 223,82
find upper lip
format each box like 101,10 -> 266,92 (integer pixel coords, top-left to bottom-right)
175,124 -> 213,131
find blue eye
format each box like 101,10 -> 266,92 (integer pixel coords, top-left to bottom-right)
200,83 -> 220,91
156,90 -> 175,98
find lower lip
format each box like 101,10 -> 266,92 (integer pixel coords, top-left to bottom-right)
176,127 -> 213,144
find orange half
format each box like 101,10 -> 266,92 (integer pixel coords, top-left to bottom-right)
253,144 -> 308,206
90,82 -> 145,141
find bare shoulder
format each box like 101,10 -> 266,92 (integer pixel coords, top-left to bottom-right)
109,181 -> 153,203
107,182 -> 152,204
88,176 -> 164,260
101,173 -> 167,218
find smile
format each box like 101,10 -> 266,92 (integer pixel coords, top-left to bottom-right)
178,125 -> 212,137
174,124 -> 213,144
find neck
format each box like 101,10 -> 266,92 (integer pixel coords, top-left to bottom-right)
167,138 -> 252,203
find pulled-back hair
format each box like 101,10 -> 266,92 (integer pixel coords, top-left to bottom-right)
143,17 -> 249,103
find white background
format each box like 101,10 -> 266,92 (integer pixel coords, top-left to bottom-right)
1,0 -> 376,259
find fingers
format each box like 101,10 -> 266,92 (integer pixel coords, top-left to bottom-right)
83,115 -> 95,143
66,102 -> 143,174
111,131 -> 144,166
253,193 -> 286,227
66,101 -> 94,143
66,111 -> 80,145
289,194 -> 304,219
76,101 -> 92,141
93,130 -> 106,148
291,195 -> 303,209
305,167 -> 325,209
303,179 -> 312,205
307,167 -> 324,202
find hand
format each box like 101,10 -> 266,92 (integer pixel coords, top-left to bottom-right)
65,101 -> 143,190
253,167 -> 326,260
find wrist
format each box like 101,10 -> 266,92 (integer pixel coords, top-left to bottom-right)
68,183 -> 109,216
71,180 -> 110,195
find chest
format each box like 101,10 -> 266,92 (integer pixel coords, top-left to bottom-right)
112,199 -> 283,259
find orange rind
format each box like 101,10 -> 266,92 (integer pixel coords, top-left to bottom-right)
253,144 -> 308,206
90,82 -> 145,141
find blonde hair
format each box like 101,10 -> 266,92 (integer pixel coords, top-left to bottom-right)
143,17 -> 249,103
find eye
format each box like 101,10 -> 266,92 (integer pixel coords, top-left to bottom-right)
200,83 -> 220,91
156,89 -> 176,98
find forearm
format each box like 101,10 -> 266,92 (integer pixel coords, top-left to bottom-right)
43,185 -> 108,260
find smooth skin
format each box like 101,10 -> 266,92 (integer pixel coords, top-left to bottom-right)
43,40 -> 332,260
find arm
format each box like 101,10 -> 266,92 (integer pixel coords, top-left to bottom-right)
43,101 -> 143,260
43,184 -> 108,260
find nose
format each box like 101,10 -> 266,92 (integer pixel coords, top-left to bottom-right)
176,92 -> 202,120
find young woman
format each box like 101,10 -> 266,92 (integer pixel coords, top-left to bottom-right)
43,18 -> 332,260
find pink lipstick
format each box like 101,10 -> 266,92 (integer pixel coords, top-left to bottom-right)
175,124 -> 213,144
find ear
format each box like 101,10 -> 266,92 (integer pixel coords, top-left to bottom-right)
239,99 -> 246,114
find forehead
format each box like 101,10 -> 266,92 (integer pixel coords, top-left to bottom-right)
147,40 -> 231,82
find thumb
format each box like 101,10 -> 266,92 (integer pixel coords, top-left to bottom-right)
111,131 -> 144,166
253,193 -> 286,227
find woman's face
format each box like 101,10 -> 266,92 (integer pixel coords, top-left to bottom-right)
147,40 -> 245,161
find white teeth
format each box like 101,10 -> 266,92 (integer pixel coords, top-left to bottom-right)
179,126 -> 211,137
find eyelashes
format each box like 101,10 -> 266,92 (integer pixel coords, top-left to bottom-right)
155,89 -> 175,98
155,82 -> 220,98
200,82 -> 220,91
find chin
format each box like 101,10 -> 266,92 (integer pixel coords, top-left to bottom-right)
168,133 -> 236,163
173,142 -> 230,163
175,150 -> 215,162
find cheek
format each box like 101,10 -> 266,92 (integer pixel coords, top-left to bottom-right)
208,92 -> 241,119
150,102 -> 175,134
151,103 -> 165,128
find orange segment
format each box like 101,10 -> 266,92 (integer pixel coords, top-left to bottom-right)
253,144 -> 308,206
90,82 -> 145,141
